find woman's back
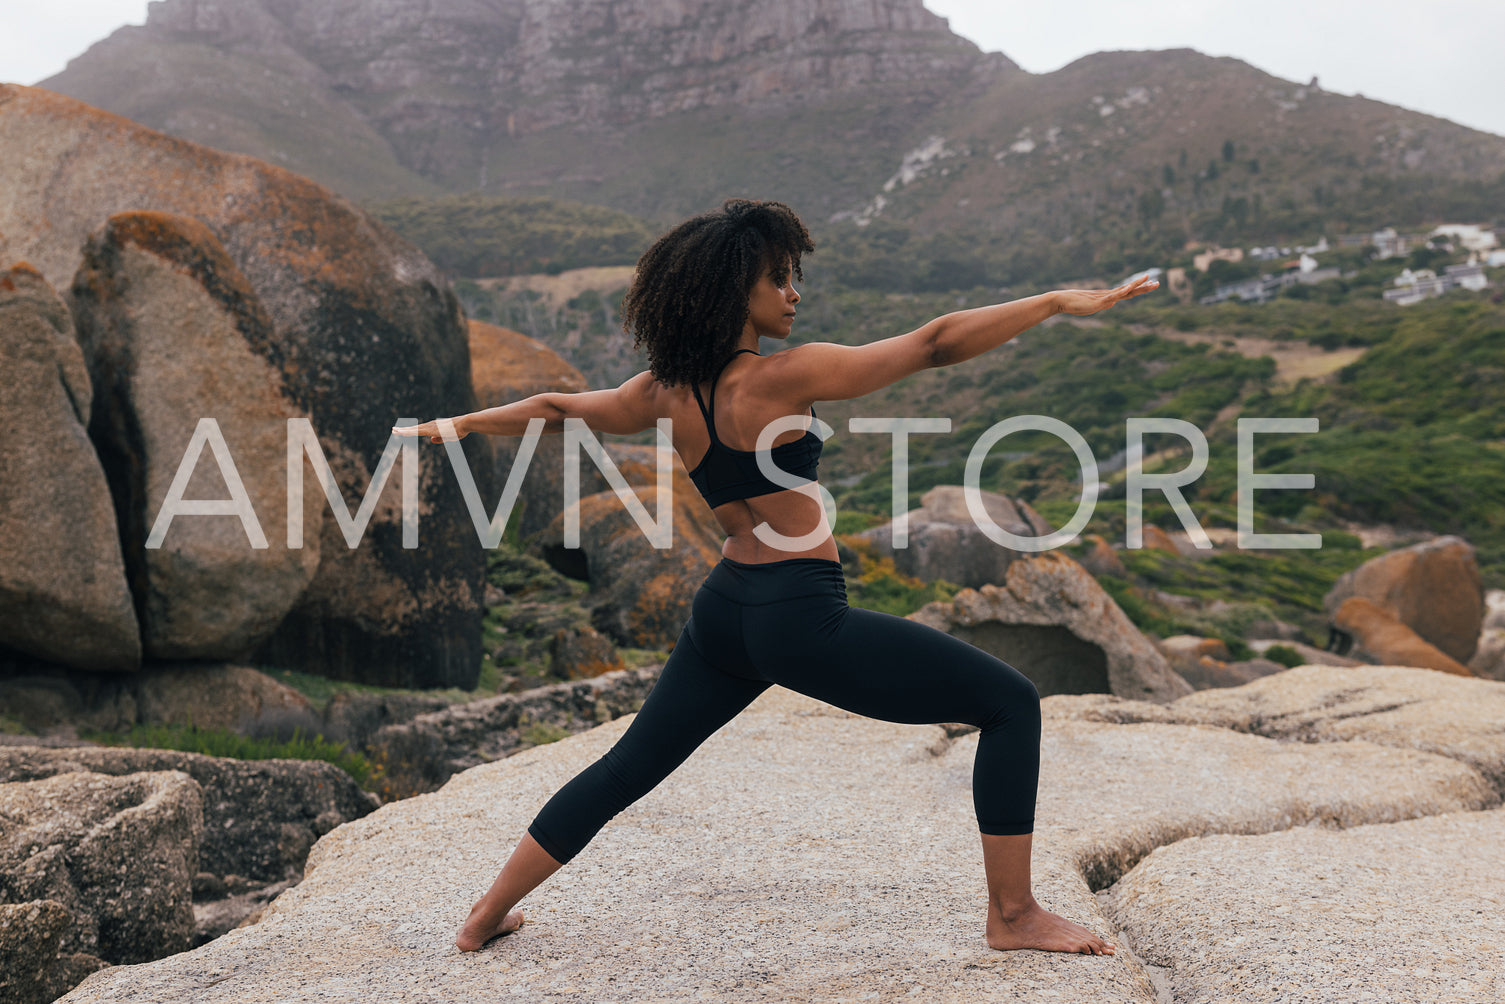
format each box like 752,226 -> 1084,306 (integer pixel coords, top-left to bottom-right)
671,349 -> 835,565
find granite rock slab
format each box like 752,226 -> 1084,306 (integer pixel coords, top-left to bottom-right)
1107,809 -> 1505,1003
58,673 -> 1496,1003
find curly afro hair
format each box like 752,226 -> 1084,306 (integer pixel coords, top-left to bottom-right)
623,199 -> 814,387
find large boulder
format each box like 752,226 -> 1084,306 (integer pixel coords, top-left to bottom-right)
70,212 -> 323,661
1332,595 -> 1472,675
51,672 -> 1496,1004
909,551 -> 1194,702
1156,634 -> 1286,690
0,663 -> 315,739
0,83 -> 491,688
535,465 -> 724,649
0,746 -> 377,884
366,664 -> 663,795
0,770 -> 202,966
467,319 -> 593,543
1469,588 -> 1505,681
0,900 -> 108,1004
853,484 -> 1051,588
1138,524 -> 1179,554
1077,532 -> 1126,578
0,263 -> 139,672
1324,535 -> 1484,663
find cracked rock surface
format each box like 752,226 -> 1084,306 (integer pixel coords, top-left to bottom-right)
1106,809 -> 1505,1004
58,668 -> 1505,1002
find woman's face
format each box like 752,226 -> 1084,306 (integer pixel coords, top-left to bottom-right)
745,260 -> 800,340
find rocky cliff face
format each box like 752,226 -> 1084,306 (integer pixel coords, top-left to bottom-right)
41,0 -> 1504,241
46,0 -> 1000,194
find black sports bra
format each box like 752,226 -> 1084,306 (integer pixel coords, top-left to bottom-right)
688,349 -> 822,508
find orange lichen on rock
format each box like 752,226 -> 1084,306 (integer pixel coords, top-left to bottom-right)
1333,597 -> 1472,677
468,319 -> 590,403
0,261 -> 44,292
1139,525 -> 1180,554
1,84 -> 441,305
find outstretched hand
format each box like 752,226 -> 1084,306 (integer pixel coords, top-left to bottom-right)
1053,274 -> 1159,316
391,418 -> 468,444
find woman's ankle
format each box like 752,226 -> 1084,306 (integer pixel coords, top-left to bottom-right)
990,895 -> 1042,924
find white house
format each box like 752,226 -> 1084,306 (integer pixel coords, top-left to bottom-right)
1430,224 -> 1498,253
1373,227 -> 1408,259
1383,263 -> 1489,305
1445,262 -> 1489,291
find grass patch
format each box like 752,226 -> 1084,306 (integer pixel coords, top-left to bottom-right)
0,714 -> 33,736
85,723 -> 379,790
520,723 -> 573,747
369,194 -> 654,277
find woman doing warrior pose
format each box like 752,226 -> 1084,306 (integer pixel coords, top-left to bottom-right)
394,199 -> 1157,957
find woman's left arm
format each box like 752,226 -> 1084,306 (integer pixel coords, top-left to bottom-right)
393,370 -> 661,442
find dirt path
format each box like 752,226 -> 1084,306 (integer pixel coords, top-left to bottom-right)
478,266 -> 635,311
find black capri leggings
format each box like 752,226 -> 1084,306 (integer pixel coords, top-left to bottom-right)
528,556 -> 1042,865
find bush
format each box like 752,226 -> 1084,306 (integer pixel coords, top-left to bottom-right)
1263,645 -> 1306,668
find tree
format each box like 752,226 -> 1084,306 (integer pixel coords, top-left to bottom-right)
1163,163 -> 1176,186
1138,189 -> 1167,225
1221,195 -> 1250,230
1207,159 -> 1221,181
1222,139 -> 1236,162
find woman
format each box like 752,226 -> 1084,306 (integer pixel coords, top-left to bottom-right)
394,199 -> 1156,957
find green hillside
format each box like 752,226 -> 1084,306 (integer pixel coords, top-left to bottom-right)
369,196 -> 656,277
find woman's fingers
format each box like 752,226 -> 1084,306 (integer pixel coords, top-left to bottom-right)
1118,276 -> 1159,300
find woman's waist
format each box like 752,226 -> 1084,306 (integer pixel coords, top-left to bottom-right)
704,553 -> 847,606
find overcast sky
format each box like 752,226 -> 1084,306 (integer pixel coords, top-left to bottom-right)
4,0 -> 1502,138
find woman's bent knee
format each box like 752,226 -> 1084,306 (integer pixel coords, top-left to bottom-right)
979,662 -> 1041,733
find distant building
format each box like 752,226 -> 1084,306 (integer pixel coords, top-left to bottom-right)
1199,262 -> 1343,304
1165,267 -> 1191,300
1382,263 -> 1489,305
1373,227 -> 1409,259
1202,275 -> 1278,304
1296,236 -> 1330,255
1192,247 -> 1245,272
1488,249 -> 1505,268
1446,262 -> 1488,291
1430,224 -> 1498,253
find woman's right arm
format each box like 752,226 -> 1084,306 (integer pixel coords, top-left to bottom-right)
776,276 -> 1157,401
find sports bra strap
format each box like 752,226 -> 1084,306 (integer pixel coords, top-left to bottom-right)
694,349 -> 760,442
692,348 -> 815,445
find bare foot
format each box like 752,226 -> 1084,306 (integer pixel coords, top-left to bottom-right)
986,901 -> 1114,955
455,903 -> 525,952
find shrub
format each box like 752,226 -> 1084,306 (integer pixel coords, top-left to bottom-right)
1263,645 -> 1306,668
